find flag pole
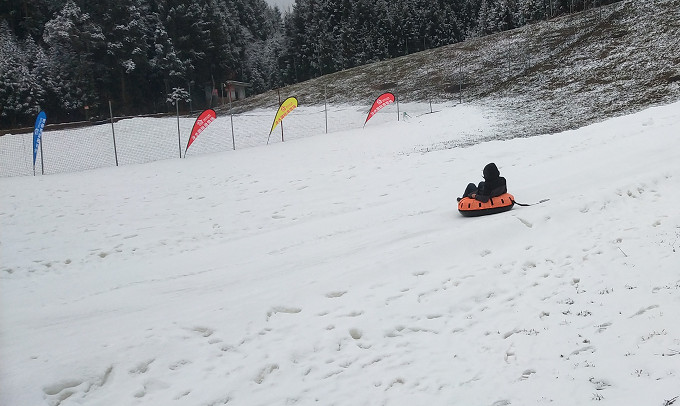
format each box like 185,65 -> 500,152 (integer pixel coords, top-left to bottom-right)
278,89 -> 284,142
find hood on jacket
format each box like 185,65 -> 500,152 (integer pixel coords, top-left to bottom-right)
483,163 -> 500,180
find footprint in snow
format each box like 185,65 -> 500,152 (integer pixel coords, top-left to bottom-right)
254,364 -> 279,384
129,359 -> 155,375
266,306 -> 302,321
516,217 -> 533,228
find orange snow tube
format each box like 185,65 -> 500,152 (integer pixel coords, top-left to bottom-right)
458,193 -> 515,217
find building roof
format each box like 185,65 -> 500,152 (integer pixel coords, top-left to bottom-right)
224,81 -> 252,87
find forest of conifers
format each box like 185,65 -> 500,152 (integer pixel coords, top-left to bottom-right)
1,0 -> 620,127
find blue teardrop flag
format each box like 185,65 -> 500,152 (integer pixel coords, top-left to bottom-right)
33,111 -> 47,173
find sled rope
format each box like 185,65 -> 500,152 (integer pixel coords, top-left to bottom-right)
511,198 -> 550,207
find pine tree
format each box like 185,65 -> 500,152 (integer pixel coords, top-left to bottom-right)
0,20 -> 38,126
517,0 -> 545,24
42,0 -> 105,119
147,1 -> 186,107
92,0 -> 157,111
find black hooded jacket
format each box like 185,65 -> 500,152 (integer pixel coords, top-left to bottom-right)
475,163 -> 507,202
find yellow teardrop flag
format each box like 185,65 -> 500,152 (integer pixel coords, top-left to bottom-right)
269,97 -> 298,135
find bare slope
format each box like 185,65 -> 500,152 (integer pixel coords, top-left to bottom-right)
231,0 -> 680,138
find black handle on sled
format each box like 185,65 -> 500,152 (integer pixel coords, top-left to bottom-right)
511,198 -> 550,207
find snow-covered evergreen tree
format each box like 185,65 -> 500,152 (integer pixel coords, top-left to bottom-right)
0,0 -> 625,127
0,20 -> 40,126
42,0 -> 104,119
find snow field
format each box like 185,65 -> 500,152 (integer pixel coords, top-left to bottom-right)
1,101 -> 679,406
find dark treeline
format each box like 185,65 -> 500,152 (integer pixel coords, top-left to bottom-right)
1,0 -> 620,127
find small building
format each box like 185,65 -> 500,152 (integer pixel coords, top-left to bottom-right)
223,81 -> 252,101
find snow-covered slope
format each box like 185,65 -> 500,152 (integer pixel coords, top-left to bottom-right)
1,100 -> 679,405
239,0 -> 680,140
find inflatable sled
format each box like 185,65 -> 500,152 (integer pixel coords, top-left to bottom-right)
458,193 -> 515,217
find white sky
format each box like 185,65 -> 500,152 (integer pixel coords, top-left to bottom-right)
265,0 -> 295,13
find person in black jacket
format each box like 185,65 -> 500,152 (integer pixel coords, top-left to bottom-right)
459,163 -> 507,203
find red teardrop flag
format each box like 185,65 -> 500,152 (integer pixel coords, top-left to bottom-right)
364,92 -> 395,127
185,109 -> 216,156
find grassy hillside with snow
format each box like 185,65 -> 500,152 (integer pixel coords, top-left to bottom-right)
233,0 -> 680,138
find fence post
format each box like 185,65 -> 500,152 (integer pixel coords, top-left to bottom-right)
40,137 -> 45,175
32,134 -> 36,176
109,101 -> 119,166
176,102 -> 182,158
459,62 -> 463,104
396,84 -> 400,121
324,84 -> 328,134
427,66 -> 433,114
228,86 -> 235,150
